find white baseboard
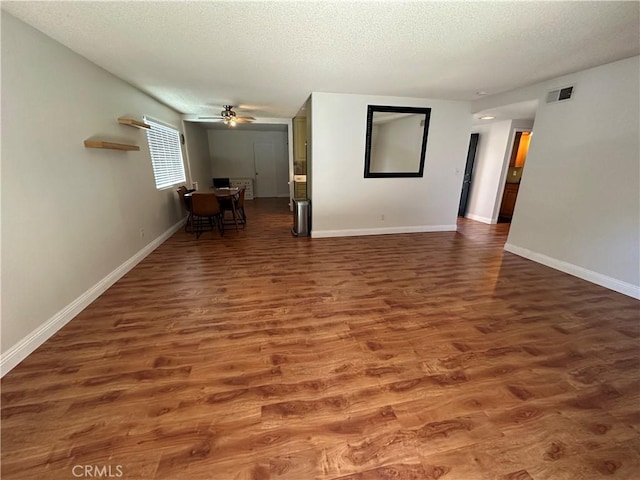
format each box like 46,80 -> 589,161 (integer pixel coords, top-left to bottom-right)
311,224 -> 457,238
504,243 -> 640,300
0,217 -> 187,377
465,213 -> 494,224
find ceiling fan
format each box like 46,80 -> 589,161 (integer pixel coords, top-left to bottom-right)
198,105 -> 255,126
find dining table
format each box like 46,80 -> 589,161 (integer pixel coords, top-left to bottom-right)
184,187 -> 241,231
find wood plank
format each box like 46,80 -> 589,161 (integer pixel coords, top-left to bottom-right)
2,199 -> 639,479
117,117 -> 150,129
84,140 -> 140,151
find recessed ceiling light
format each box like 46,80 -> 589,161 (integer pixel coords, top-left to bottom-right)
476,91 -> 487,96
479,115 -> 495,120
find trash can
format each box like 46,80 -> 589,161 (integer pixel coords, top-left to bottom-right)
292,198 -> 310,237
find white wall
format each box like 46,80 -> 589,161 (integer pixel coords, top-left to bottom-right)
466,121 -> 513,223
310,92 -> 471,237
1,13 -> 186,371
466,119 -> 534,224
474,56 -> 640,298
207,129 -> 289,196
183,121 -> 211,191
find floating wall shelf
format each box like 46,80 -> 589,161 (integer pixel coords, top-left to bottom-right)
84,140 -> 140,151
117,117 -> 150,129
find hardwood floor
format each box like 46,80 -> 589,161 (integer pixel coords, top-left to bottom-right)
2,198 -> 639,479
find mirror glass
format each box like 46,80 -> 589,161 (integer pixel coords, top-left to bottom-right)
364,105 -> 431,178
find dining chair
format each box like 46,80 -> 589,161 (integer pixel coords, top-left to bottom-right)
176,186 -> 192,232
190,193 -> 224,238
219,196 -> 234,222
234,187 -> 247,226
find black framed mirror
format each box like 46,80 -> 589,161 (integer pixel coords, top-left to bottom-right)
363,105 -> 431,178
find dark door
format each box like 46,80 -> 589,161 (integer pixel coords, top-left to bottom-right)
458,133 -> 479,217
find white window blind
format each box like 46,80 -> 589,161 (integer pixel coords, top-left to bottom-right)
144,117 -> 186,189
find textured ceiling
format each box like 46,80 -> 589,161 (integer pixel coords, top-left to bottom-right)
3,1 -> 639,119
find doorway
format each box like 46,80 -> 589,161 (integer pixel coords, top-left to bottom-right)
498,131 -> 531,223
458,133 -> 479,217
253,142 -> 278,197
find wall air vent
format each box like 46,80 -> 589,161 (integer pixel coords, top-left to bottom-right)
546,85 -> 574,104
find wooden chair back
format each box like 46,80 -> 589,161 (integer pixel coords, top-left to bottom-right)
191,193 -> 221,217
176,186 -> 190,211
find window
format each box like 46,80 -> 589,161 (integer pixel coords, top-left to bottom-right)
144,117 -> 186,189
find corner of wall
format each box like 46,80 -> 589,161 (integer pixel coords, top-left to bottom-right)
0,219 -> 187,377
504,243 -> 640,300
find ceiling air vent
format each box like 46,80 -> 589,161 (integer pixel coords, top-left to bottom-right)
546,85 -> 574,104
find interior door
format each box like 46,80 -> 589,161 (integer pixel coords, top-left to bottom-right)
458,133 -> 479,217
253,142 -> 277,198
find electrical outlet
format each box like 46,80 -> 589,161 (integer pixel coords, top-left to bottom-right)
139,228 -> 145,238
381,214 -> 385,221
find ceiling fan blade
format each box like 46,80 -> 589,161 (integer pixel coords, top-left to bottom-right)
237,116 -> 256,121
197,116 -> 224,120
